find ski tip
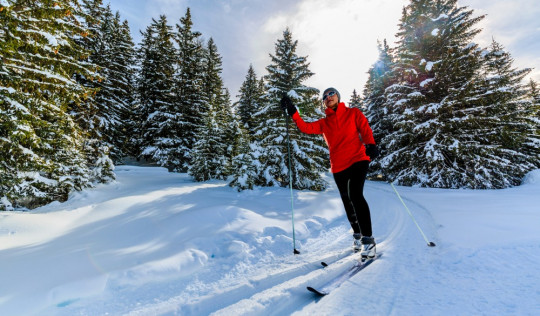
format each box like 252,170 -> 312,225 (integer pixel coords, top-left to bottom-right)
428,242 -> 436,247
307,286 -> 327,296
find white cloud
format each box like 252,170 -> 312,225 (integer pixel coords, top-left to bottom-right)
460,0 -> 540,82
108,0 -> 540,101
261,0 -> 408,99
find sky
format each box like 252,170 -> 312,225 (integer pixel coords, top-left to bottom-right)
106,0 -> 540,103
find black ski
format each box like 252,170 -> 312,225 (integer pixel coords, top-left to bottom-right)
307,253 -> 381,296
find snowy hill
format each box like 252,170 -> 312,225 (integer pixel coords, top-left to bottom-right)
1,166 -> 539,315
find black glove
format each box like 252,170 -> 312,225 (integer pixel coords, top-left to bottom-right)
280,95 -> 297,117
365,144 -> 379,159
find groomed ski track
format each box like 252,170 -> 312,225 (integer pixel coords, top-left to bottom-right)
201,182 -> 437,316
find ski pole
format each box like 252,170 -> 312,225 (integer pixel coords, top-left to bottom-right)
285,109 -> 300,255
390,183 -> 436,247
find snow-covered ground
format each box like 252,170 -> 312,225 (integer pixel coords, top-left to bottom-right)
1,166 -> 539,315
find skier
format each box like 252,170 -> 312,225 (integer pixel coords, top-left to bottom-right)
280,88 -> 379,258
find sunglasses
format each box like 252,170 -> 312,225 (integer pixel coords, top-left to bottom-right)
323,91 -> 337,101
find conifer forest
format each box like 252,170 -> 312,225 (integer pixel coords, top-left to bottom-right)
1,0 -> 539,211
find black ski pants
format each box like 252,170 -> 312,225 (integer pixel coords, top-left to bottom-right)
332,160 -> 373,237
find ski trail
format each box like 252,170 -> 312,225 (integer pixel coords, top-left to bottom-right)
208,181 -> 420,315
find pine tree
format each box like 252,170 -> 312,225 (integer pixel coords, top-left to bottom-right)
254,28 -> 328,190
381,0 -> 482,187
470,39 -> 538,179
216,89 -> 239,174
379,0 -> 537,188
480,39 -> 532,149
109,16 -> 137,161
189,111 -> 222,181
235,65 -> 266,135
363,39 -> 395,179
229,67 -> 266,190
526,80 -> 540,161
349,89 -> 362,109
229,126 -> 260,191
91,7 -> 137,163
136,15 -> 179,170
174,8 -> 205,171
1,0 -> 96,210
72,0 -> 119,183
190,38 -> 235,180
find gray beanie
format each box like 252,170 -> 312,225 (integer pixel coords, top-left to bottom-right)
323,87 -> 340,103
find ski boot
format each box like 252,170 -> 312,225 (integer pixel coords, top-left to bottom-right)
360,236 -> 376,259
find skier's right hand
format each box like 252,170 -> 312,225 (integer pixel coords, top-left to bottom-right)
365,144 -> 379,159
280,95 -> 297,117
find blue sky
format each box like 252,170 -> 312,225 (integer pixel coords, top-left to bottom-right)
107,0 -> 540,102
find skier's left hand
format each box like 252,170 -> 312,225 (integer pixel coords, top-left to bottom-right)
365,144 -> 379,159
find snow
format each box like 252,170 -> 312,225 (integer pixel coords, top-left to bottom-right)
420,78 -> 435,87
1,165 -> 539,315
431,14 -> 449,22
425,61 -> 436,71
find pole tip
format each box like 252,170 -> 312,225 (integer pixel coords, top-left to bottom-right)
428,242 -> 436,247
294,249 -> 300,255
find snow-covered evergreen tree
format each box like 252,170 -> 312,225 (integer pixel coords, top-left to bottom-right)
189,112 -> 223,181
362,39 -> 394,179
1,0 -> 97,210
136,15 -> 179,170
174,8 -> 205,171
109,16 -> 138,161
470,39 -> 539,180
378,0 -> 537,188
91,7 -> 137,163
229,127 -> 260,191
229,66 -> 266,190
190,38 -> 236,181
349,89 -> 363,109
235,65 -> 266,135
254,28 -> 328,191
216,89 -> 240,173
526,79 -> 540,161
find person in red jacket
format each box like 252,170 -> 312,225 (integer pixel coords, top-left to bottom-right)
280,87 -> 379,258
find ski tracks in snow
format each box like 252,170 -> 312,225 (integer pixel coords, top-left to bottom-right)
195,182 -> 435,316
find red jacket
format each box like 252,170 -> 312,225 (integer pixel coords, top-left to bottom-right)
292,102 -> 376,173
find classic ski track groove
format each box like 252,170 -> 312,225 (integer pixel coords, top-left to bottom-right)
174,248 -> 355,315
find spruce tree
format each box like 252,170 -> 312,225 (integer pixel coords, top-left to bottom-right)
235,65 -> 266,135
382,0 -> 486,188
190,38 -> 235,180
91,7 -> 137,163
380,0 -> 537,188
349,89 -> 362,109
137,15 -> 179,170
73,0 -> 117,183
174,8 -> 205,171
229,126 -> 260,191
254,28 -> 328,190
109,16 -> 137,161
216,89 -> 239,174
1,0 -> 96,210
363,39 -> 395,179
189,111 -> 222,181
229,67 -> 266,190
526,80 -> 540,162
